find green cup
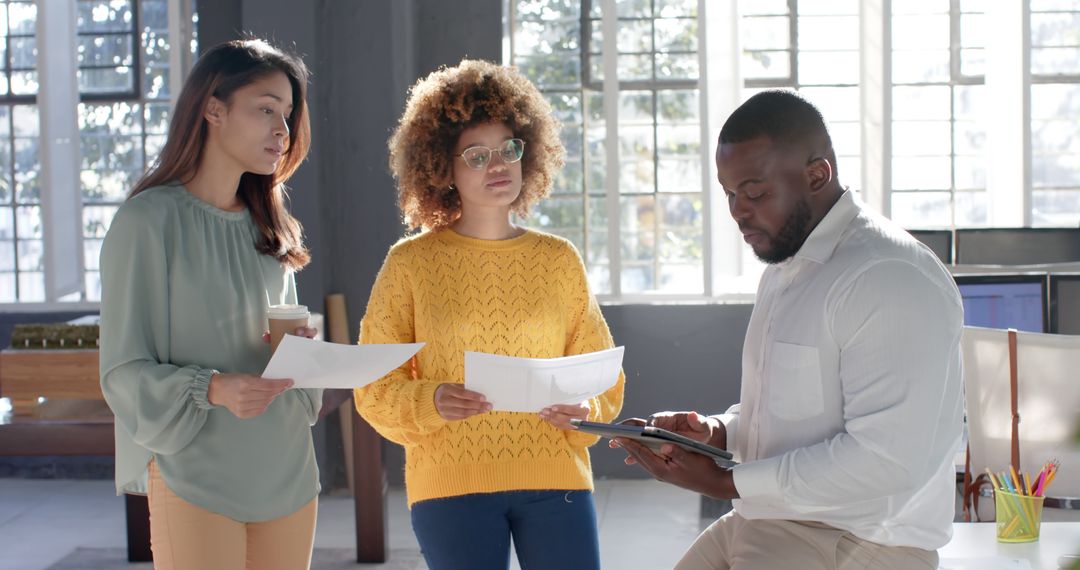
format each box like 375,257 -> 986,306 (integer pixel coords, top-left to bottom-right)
994,489 -> 1044,543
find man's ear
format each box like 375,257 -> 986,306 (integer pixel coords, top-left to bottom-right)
806,156 -> 833,195
204,96 -> 226,126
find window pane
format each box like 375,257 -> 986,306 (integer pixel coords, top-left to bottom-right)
954,156 -> 987,189
84,271 -> 102,302
739,0 -> 788,17
656,0 -> 696,18
798,86 -> 859,121
617,54 -> 652,80
955,190 -> 989,226
1032,47 -> 1080,75
798,0 -> 859,15
893,15 -> 949,49
893,86 -> 952,120
517,0 -> 577,20
893,50 -> 950,83
517,54 -> 580,87
893,157 -> 952,190
16,238 -> 40,271
798,51 -> 859,85
0,272 -> 15,302
0,240 -> 13,270
1032,84 -> 1080,120
17,271 -> 44,302
655,18 -> 696,52
954,121 -> 986,155
1032,120 -> 1080,155
891,191 -> 952,227
0,208 -> 12,239
799,16 -> 859,50
742,50 -> 791,80
655,52 -> 698,80
893,121 -> 952,156
1033,190 -> 1080,226
1031,12 -> 1080,47
77,0 -> 133,33
1033,154 -> 1080,188
741,16 -> 789,51
960,14 -> 986,48
14,138 -> 39,203
515,19 -> 579,56
617,19 -> 652,52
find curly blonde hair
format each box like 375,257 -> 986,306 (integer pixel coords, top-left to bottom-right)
388,59 -> 565,230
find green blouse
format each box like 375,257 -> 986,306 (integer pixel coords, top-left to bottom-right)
99,184 -> 321,522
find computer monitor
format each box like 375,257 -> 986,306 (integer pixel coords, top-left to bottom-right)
954,274 -> 1048,333
954,228 -> 1080,265
1049,273 -> 1080,334
907,229 -> 953,264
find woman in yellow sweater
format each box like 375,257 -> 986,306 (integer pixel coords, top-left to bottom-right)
354,59 -> 624,569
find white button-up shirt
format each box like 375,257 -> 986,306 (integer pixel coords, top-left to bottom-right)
724,190 -> 964,550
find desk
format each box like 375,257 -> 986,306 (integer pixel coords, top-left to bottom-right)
941,522 -> 1080,569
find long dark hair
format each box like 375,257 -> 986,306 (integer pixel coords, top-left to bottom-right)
130,38 -> 311,271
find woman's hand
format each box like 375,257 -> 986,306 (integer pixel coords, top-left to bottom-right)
434,383 -> 492,420
540,401 -> 590,430
261,326 -> 319,343
208,373 -> 293,419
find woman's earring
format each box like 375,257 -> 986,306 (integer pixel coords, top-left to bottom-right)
448,183 -> 456,191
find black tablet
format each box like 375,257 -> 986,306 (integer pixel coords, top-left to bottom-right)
571,419 -> 736,468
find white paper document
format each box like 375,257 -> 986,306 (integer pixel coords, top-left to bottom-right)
464,347 -> 624,412
262,335 -> 424,389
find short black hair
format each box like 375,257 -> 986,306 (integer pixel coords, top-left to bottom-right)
719,90 -> 831,149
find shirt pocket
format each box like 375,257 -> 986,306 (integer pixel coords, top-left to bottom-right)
767,341 -> 824,421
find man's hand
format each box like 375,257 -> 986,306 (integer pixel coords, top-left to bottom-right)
434,383 -> 492,420
648,411 -> 724,446
616,438 -> 739,500
208,373 -> 293,419
610,411 -> 726,464
540,401 -> 590,430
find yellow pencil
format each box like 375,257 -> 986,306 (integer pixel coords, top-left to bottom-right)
985,468 -> 1000,490
1009,465 -> 1022,495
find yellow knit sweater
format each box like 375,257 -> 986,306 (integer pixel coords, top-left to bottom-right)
355,228 -> 625,507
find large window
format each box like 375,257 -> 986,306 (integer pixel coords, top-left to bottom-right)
0,0 -> 194,304
0,1 -> 40,301
81,0 -> 192,302
1031,0 -> 1080,226
507,0 -> 1080,300
889,0 -> 987,228
511,0 -> 706,296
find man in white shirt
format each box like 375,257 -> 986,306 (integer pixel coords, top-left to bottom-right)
615,90 -> 964,569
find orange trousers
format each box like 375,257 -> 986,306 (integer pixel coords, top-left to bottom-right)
147,461 -> 317,570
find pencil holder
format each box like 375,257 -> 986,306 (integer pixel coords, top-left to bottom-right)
994,489 -> 1044,543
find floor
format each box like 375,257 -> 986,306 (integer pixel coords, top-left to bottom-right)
0,477 -> 706,570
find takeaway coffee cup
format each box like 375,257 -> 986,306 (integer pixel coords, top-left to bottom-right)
267,304 -> 310,353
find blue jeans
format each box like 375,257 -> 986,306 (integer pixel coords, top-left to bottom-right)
410,490 -> 601,570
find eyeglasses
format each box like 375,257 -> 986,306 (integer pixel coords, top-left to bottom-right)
456,138 -> 525,170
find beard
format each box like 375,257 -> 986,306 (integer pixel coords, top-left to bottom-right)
749,197 -> 812,264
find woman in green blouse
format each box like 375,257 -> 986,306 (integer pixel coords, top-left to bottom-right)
99,39 -> 321,569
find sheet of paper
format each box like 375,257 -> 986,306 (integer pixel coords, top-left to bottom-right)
262,335 -> 424,389
464,347 -> 624,412
938,558 -> 1031,570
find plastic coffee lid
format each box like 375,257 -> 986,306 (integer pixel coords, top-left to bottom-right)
267,304 -> 309,318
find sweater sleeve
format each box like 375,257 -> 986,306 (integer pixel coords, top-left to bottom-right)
98,204 -> 215,456
354,246 -> 448,444
559,245 -> 625,448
